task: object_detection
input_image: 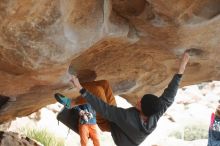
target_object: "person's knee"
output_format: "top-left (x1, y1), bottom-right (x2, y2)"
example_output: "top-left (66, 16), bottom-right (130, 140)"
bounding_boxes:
top-left (77, 69), bottom-right (97, 83)
top-left (102, 80), bottom-right (109, 85)
top-left (98, 80), bottom-right (110, 88)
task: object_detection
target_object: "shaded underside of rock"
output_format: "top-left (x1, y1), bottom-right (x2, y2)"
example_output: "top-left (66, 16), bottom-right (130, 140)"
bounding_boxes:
top-left (0, 0), bottom-right (220, 123)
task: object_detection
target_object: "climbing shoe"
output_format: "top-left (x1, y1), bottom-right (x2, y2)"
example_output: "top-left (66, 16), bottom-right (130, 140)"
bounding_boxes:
top-left (54, 93), bottom-right (71, 109)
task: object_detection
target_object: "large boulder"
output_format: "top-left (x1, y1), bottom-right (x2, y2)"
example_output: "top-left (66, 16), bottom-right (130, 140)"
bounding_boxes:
top-left (0, 131), bottom-right (42, 146)
top-left (0, 0), bottom-right (220, 123)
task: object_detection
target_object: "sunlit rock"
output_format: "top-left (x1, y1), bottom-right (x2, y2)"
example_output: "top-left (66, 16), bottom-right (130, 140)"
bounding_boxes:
top-left (0, 0), bottom-right (220, 123)
top-left (0, 131), bottom-right (42, 146)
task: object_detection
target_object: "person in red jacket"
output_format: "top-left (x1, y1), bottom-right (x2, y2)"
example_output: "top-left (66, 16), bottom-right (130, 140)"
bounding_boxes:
top-left (208, 101), bottom-right (220, 146)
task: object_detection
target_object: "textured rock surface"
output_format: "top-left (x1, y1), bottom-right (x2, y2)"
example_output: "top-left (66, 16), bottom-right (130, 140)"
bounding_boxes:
top-left (0, 0), bottom-right (220, 123)
top-left (0, 131), bottom-right (42, 146)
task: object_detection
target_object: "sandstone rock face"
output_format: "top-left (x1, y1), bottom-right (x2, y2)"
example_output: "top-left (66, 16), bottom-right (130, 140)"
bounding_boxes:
top-left (0, 0), bottom-right (220, 123)
top-left (0, 131), bottom-right (42, 146)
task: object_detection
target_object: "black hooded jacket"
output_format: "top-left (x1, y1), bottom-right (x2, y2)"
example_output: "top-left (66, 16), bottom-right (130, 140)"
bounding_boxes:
top-left (80, 74), bottom-right (182, 146)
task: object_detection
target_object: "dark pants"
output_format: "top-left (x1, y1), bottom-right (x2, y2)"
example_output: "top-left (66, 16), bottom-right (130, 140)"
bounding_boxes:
top-left (208, 115), bottom-right (220, 146)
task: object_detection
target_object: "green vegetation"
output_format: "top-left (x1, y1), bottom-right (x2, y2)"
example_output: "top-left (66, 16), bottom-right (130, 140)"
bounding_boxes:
top-left (169, 123), bottom-right (208, 141)
top-left (21, 128), bottom-right (65, 146)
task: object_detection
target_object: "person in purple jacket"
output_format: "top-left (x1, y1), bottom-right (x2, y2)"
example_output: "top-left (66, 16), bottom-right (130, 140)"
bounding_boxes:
top-left (69, 52), bottom-right (189, 146)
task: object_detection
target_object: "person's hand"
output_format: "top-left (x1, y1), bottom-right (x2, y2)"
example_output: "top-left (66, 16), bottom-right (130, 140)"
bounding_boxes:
top-left (79, 110), bottom-right (85, 116)
top-left (178, 51), bottom-right (190, 74)
top-left (86, 112), bottom-right (93, 119)
top-left (70, 75), bottom-right (83, 92)
top-left (83, 114), bottom-right (89, 122)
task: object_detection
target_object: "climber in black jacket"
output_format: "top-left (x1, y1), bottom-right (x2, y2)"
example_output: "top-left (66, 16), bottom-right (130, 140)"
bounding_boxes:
top-left (70, 52), bottom-right (190, 146)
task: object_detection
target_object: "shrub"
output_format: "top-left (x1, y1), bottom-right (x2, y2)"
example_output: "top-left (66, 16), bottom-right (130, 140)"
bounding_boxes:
top-left (169, 123), bottom-right (208, 141)
top-left (21, 128), bottom-right (64, 146)
top-left (183, 124), bottom-right (208, 141)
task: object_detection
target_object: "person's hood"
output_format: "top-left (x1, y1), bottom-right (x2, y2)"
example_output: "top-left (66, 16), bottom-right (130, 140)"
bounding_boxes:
top-left (141, 115), bottom-right (158, 134)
